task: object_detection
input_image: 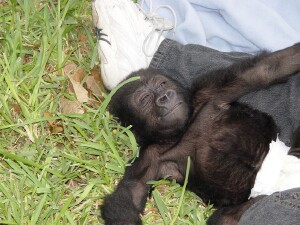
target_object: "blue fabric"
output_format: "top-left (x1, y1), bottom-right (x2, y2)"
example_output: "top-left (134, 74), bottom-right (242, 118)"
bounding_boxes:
top-left (138, 0), bottom-right (300, 54)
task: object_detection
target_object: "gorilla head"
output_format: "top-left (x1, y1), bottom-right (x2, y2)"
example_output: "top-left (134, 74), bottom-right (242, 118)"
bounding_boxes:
top-left (109, 69), bottom-right (191, 143)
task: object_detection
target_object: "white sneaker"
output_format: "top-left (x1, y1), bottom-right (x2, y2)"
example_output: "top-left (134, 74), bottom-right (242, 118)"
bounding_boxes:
top-left (92, 0), bottom-right (174, 90)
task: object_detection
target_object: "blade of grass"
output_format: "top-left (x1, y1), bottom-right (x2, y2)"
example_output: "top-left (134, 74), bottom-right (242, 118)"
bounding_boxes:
top-left (30, 193), bottom-right (48, 225)
top-left (101, 129), bottom-right (125, 170)
top-left (93, 76), bottom-right (140, 119)
top-left (54, 194), bottom-right (74, 224)
top-left (0, 149), bottom-right (63, 177)
top-left (170, 157), bottom-right (191, 224)
top-left (152, 189), bottom-right (169, 224)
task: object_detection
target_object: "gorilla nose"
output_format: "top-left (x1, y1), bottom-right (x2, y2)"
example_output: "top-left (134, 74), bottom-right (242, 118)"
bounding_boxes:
top-left (156, 90), bottom-right (176, 106)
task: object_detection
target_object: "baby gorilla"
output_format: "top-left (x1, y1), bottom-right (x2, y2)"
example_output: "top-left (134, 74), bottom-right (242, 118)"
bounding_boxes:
top-left (102, 44), bottom-right (300, 225)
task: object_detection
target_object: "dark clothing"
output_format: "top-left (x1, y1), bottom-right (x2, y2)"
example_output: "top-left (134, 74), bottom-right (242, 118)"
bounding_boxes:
top-left (238, 188), bottom-right (300, 225)
top-left (150, 39), bottom-right (300, 145)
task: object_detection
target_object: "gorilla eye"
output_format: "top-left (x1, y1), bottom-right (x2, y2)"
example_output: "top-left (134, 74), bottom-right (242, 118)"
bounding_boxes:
top-left (140, 94), bottom-right (151, 105)
top-left (158, 81), bottom-right (166, 89)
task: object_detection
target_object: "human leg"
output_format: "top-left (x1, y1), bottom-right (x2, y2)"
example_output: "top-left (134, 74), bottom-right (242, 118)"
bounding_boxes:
top-left (138, 0), bottom-right (300, 53)
top-left (149, 38), bottom-right (251, 89)
top-left (238, 188), bottom-right (300, 225)
top-left (207, 188), bottom-right (300, 225)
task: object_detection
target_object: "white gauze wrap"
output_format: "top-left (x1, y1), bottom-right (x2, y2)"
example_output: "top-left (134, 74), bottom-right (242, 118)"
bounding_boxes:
top-left (250, 137), bottom-right (300, 198)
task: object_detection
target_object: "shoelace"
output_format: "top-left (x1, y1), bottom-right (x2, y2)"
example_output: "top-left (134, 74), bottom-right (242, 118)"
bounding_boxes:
top-left (137, 0), bottom-right (177, 57)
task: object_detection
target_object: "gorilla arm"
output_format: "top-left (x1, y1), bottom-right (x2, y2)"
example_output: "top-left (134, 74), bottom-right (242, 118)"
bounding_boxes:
top-left (214, 43), bottom-right (300, 106)
top-left (101, 146), bottom-right (160, 225)
top-left (191, 44), bottom-right (300, 110)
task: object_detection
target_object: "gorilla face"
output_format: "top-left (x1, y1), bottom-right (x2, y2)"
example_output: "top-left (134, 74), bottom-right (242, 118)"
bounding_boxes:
top-left (109, 69), bottom-right (192, 142)
top-left (130, 74), bottom-right (190, 137)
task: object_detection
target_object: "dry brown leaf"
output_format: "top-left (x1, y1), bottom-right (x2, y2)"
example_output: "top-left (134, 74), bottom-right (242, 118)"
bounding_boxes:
top-left (87, 99), bottom-right (101, 108)
top-left (69, 80), bottom-right (89, 103)
top-left (12, 102), bottom-right (22, 115)
top-left (23, 54), bottom-right (33, 65)
top-left (50, 125), bottom-right (64, 134)
top-left (67, 68), bottom-right (88, 103)
top-left (44, 112), bottom-right (64, 134)
top-left (86, 76), bottom-right (103, 99)
top-left (44, 112), bottom-right (55, 126)
top-left (71, 68), bottom-right (85, 83)
top-left (79, 33), bottom-right (88, 42)
top-left (44, 112), bottom-right (52, 118)
top-left (91, 66), bottom-right (101, 82)
top-left (63, 63), bottom-right (77, 76)
top-left (60, 97), bottom-right (85, 114)
top-left (67, 179), bottom-right (80, 187)
top-left (91, 65), bottom-right (106, 91)
top-left (68, 81), bottom-right (75, 93)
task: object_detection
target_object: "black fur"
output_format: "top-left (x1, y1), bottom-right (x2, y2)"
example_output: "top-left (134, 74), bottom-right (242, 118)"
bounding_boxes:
top-left (102, 44), bottom-right (300, 224)
top-left (207, 127), bottom-right (300, 225)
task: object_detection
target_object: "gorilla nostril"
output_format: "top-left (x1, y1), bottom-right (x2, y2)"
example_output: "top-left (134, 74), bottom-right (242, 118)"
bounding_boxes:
top-left (157, 90), bottom-right (176, 105)
top-left (166, 89), bottom-right (176, 98)
top-left (156, 94), bottom-right (168, 105)
top-left (160, 95), bottom-right (168, 102)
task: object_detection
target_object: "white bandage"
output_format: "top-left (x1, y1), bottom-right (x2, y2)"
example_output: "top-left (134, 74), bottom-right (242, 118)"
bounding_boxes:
top-left (250, 137), bottom-right (300, 198)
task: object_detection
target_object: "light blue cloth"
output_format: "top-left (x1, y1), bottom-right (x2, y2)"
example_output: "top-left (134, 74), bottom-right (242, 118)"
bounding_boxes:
top-left (138, 0), bottom-right (300, 54)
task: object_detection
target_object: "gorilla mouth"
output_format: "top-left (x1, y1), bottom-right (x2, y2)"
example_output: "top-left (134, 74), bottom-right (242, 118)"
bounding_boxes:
top-left (163, 102), bottom-right (183, 117)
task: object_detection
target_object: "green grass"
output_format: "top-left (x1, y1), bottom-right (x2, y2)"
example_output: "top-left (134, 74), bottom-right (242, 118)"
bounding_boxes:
top-left (0, 0), bottom-right (213, 224)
